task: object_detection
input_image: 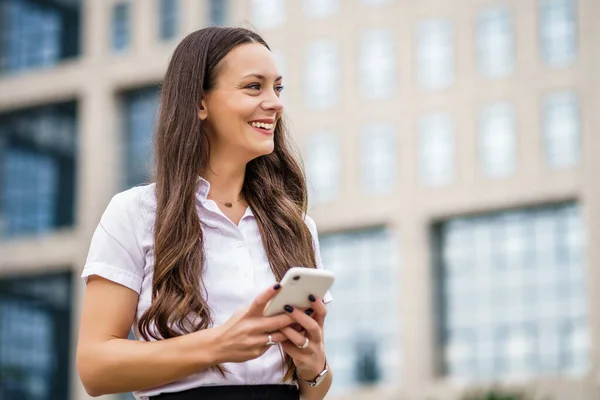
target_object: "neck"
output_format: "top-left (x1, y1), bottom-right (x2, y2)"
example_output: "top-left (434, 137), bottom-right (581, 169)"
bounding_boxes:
top-left (202, 153), bottom-right (246, 202)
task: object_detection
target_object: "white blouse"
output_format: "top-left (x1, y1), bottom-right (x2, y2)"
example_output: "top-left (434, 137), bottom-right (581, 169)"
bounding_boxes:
top-left (81, 178), bottom-right (332, 400)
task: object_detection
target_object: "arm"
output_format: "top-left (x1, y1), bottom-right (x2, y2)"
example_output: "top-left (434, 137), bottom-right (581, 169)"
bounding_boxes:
top-left (76, 276), bottom-right (221, 397)
top-left (77, 192), bottom-right (222, 396)
top-left (77, 277), bottom-right (294, 397)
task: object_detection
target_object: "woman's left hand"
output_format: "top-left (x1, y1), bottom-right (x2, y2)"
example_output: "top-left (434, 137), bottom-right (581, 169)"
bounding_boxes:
top-left (279, 295), bottom-right (328, 380)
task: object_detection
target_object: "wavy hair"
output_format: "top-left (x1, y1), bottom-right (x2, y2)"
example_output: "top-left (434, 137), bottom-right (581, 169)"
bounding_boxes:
top-left (137, 27), bottom-right (316, 382)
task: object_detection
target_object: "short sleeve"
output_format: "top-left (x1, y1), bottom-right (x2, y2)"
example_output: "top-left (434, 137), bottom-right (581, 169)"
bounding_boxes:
top-left (304, 215), bottom-right (333, 304)
top-left (81, 189), bottom-right (145, 294)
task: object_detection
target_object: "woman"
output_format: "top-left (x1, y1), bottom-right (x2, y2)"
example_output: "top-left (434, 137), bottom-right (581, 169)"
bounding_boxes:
top-left (76, 27), bottom-right (333, 400)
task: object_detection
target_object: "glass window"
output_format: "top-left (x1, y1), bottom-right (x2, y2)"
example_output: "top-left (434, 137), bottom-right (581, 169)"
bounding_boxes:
top-left (0, 102), bottom-right (77, 239)
top-left (306, 132), bottom-right (341, 204)
top-left (209, 0), bottom-right (228, 26)
top-left (361, 123), bottom-right (397, 194)
top-left (0, 272), bottom-right (72, 400)
top-left (250, 0), bottom-right (285, 30)
top-left (303, 0), bottom-right (339, 19)
top-left (417, 19), bottom-right (454, 91)
top-left (539, 0), bottom-right (577, 67)
top-left (158, 0), bottom-right (178, 40)
top-left (418, 113), bottom-right (455, 187)
top-left (0, 0), bottom-right (80, 74)
top-left (438, 203), bottom-right (589, 381)
top-left (112, 2), bottom-right (130, 52)
top-left (479, 102), bottom-right (517, 178)
top-left (477, 5), bottom-right (514, 78)
top-left (562, 320), bottom-right (588, 376)
top-left (305, 40), bottom-right (340, 109)
top-left (358, 29), bottom-right (396, 100)
top-left (543, 91), bottom-right (580, 168)
top-left (320, 228), bottom-right (400, 393)
top-left (122, 88), bottom-right (160, 188)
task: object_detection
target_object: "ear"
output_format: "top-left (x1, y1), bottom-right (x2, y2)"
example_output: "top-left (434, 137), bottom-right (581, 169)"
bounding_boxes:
top-left (198, 99), bottom-right (208, 121)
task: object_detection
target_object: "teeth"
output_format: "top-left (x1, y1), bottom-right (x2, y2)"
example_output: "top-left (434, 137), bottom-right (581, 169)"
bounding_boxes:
top-left (250, 122), bottom-right (274, 130)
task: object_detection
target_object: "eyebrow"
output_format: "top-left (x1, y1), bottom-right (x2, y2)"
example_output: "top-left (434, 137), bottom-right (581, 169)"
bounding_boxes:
top-left (242, 73), bottom-right (283, 81)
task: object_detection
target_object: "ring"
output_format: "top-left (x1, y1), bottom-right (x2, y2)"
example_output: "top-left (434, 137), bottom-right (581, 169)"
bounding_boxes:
top-left (266, 334), bottom-right (276, 346)
top-left (297, 337), bottom-right (309, 349)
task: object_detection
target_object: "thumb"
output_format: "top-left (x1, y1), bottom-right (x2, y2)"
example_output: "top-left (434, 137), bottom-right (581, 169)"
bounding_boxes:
top-left (246, 283), bottom-right (282, 317)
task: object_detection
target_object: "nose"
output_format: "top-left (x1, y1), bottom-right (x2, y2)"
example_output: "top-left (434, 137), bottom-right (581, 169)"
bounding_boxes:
top-left (261, 91), bottom-right (284, 113)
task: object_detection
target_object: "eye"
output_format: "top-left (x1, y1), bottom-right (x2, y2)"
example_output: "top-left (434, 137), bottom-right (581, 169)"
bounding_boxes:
top-left (246, 83), bottom-right (261, 90)
top-left (275, 85), bottom-right (285, 94)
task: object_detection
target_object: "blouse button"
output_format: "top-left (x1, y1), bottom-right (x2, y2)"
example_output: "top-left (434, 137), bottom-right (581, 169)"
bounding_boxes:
top-left (236, 241), bottom-right (244, 247)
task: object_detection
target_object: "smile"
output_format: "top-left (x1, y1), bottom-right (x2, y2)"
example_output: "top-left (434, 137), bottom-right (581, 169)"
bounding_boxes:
top-left (249, 121), bottom-right (275, 135)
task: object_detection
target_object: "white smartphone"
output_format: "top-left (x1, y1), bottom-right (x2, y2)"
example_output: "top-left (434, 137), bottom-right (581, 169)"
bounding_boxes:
top-left (263, 267), bottom-right (335, 317)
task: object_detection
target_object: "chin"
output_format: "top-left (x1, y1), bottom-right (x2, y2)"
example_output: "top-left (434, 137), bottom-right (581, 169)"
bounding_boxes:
top-left (258, 146), bottom-right (275, 157)
top-left (245, 144), bottom-right (274, 161)
top-left (256, 141), bottom-right (275, 155)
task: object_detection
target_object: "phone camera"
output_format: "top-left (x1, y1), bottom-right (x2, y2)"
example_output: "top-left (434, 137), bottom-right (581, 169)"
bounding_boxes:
top-left (293, 276), bottom-right (301, 281)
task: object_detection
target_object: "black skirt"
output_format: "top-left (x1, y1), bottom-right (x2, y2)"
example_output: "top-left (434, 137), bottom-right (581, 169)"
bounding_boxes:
top-left (150, 384), bottom-right (299, 400)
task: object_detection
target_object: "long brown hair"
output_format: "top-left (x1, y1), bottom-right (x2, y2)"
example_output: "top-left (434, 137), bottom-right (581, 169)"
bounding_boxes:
top-left (137, 27), bottom-right (316, 382)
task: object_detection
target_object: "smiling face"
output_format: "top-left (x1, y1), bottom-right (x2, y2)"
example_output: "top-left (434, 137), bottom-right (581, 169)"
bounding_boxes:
top-left (199, 42), bottom-right (284, 162)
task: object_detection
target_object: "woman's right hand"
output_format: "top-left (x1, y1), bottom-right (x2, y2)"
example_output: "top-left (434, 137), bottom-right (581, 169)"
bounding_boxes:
top-left (211, 284), bottom-right (294, 363)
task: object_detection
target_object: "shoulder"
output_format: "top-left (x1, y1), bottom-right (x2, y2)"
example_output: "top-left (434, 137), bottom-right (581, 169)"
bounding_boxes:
top-left (101, 184), bottom-right (156, 225)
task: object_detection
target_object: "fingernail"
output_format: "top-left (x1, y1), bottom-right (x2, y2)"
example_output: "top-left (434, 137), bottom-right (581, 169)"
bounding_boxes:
top-left (308, 294), bottom-right (316, 302)
top-left (305, 308), bottom-right (314, 316)
top-left (273, 283), bottom-right (281, 290)
top-left (284, 305), bottom-right (294, 313)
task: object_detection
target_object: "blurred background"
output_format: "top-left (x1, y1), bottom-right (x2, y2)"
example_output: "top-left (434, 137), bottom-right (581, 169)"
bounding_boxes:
top-left (0, 0), bottom-right (599, 399)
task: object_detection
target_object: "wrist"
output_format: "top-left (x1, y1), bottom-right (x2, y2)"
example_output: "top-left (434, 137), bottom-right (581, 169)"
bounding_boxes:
top-left (197, 326), bottom-right (225, 367)
top-left (297, 359), bottom-right (327, 381)
top-left (296, 359), bottom-right (329, 388)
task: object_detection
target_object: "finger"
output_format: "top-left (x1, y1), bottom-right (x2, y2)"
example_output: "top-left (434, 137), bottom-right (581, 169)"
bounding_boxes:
top-left (283, 305), bottom-right (322, 343)
top-left (280, 341), bottom-right (304, 360)
top-left (291, 322), bottom-right (305, 333)
top-left (260, 312), bottom-right (294, 333)
top-left (257, 331), bottom-right (287, 345)
top-left (280, 326), bottom-right (308, 348)
top-left (308, 294), bottom-right (327, 327)
top-left (246, 283), bottom-right (282, 317)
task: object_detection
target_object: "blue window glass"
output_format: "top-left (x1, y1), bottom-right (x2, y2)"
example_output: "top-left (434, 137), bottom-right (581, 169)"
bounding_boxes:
top-left (543, 90), bottom-right (580, 169)
top-left (0, 0), bottom-right (80, 74)
top-left (476, 5), bottom-right (514, 78)
top-left (0, 271), bottom-right (72, 400)
top-left (3, 148), bottom-right (59, 234)
top-left (419, 113), bottom-right (455, 187)
top-left (437, 203), bottom-right (588, 381)
top-left (112, 2), bottom-right (130, 52)
top-left (159, 0), bottom-right (178, 40)
top-left (478, 102), bottom-right (518, 178)
top-left (123, 88), bottom-right (160, 188)
top-left (306, 132), bottom-right (341, 204)
top-left (319, 228), bottom-right (400, 393)
top-left (539, 0), bottom-right (577, 67)
top-left (417, 18), bottom-right (454, 91)
top-left (0, 102), bottom-right (77, 239)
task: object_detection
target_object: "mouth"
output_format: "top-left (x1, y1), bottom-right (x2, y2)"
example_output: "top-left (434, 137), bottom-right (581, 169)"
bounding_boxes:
top-left (248, 120), bottom-right (275, 136)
